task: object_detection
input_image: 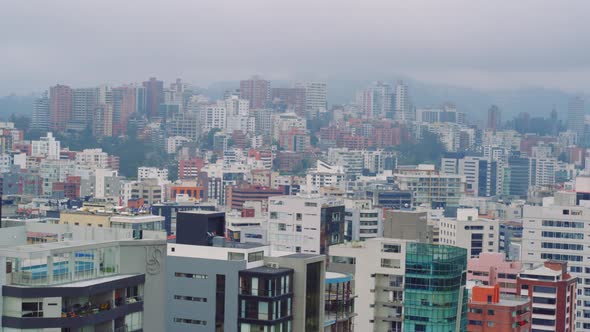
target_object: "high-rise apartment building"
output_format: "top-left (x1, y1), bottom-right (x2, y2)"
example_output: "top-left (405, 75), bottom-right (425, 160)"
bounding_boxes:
top-left (329, 238), bottom-right (468, 332)
top-left (267, 195), bottom-right (345, 255)
top-left (517, 261), bottom-right (577, 332)
top-left (467, 252), bottom-right (523, 295)
top-left (487, 105), bottom-right (501, 131)
top-left (142, 77), bottom-right (164, 118)
top-left (240, 75), bottom-right (270, 109)
top-left (111, 86), bottom-right (137, 136)
top-left (270, 87), bottom-right (306, 116)
top-left (167, 211), bottom-right (326, 332)
top-left (49, 84), bottom-right (73, 132)
top-left (521, 186), bottom-right (590, 330)
top-left (358, 82), bottom-right (392, 119)
top-left (394, 164), bottom-right (466, 209)
top-left (31, 92), bottom-right (50, 132)
top-left (296, 81), bottom-right (327, 119)
top-left (568, 96), bottom-right (585, 138)
top-left (72, 87), bottom-right (99, 128)
top-left (467, 284), bottom-right (531, 332)
top-left (394, 80), bottom-right (411, 121)
top-left (439, 208), bottom-right (499, 258)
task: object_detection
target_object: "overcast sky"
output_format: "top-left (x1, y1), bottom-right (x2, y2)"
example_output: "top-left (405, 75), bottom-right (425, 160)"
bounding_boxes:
top-left (1, 0), bottom-right (590, 95)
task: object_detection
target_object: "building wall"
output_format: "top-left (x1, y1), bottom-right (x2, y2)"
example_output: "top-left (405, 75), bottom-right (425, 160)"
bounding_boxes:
top-left (166, 255), bottom-right (246, 332)
top-left (119, 240), bottom-right (167, 332)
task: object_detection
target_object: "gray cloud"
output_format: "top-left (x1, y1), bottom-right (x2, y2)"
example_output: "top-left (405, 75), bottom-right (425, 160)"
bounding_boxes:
top-left (1, 0), bottom-right (590, 94)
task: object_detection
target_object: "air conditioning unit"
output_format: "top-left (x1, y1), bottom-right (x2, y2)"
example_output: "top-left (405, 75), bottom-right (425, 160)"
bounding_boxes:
top-left (266, 262), bottom-right (280, 269)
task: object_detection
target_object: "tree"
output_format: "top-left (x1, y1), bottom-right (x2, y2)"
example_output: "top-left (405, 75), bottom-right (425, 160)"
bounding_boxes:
top-left (397, 131), bottom-right (446, 166)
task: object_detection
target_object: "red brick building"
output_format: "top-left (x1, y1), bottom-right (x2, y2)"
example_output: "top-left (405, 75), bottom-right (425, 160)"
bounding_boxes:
top-left (226, 184), bottom-right (285, 211)
top-left (468, 284), bottom-right (531, 332)
top-left (516, 261), bottom-right (577, 332)
top-left (178, 158), bottom-right (205, 179)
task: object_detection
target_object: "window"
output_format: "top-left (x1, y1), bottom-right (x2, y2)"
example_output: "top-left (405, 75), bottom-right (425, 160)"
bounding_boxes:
top-left (487, 309), bottom-right (495, 315)
top-left (174, 317), bottom-right (207, 325)
top-left (228, 252), bottom-right (245, 261)
top-left (174, 295), bottom-right (207, 302)
top-left (296, 225), bottom-right (302, 232)
top-left (295, 246), bottom-right (301, 253)
top-left (533, 286), bottom-right (556, 294)
top-left (381, 258), bottom-right (401, 268)
top-left (296, 213), bottom-right (302, 221)
top-left (175, 272), bottom-right (207, 279)
top-left (270, 212), bottom-right (278, 219)
top-left (278, 223), bottom-right (286, 231)
top-left (305, 202), bottom-right (317, 207)
top-left (382, 244), bottom-right (401, 253)
top-left (248, 251), bottom-right (264, 262)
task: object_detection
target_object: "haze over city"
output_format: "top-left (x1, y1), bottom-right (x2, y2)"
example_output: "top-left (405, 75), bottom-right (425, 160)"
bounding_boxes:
top-left (2, 0), bottom-right (590, 96)
top-left (1, 2), bottom-right (590, 332)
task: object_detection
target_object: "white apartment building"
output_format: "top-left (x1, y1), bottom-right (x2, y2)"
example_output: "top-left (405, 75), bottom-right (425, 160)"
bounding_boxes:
top-left (75, 148), bottom-right (109, 168)
top-left (138, 167), bottom-right (169, 182)
top-left (31, 132), bottom-right (60, 159)
top-left (521, 189), bottom-right (590, 330)
top-left (329, 238), bottom-right (411, 332)
top-left (344, 199), bottom-right (383, 241)
top-left (305, 160), bottom-right (346, 192)
top-left (394, 164), bottom-right (466, 208)
top-left (271, 113), bottom-right (306, 141)
top-left (438, 208), bottom-right (499, 258)
top-left (296, 81), bottom-right (327, 118)
top-left (201, 104), bottom-right (227, 132)
top-left (267, 195), bottom-right (345, 255)
top-left (166, 136), bottom-right (190, 154)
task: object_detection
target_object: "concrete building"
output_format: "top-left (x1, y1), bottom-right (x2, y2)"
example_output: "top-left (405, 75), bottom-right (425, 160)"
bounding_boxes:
top-left (167, 211), bottom-right (326, 332)
top-left (137, 167), bottom-right (168, 183)
top-left (567, 96), bottom-right (585, 138)
top-left (268, 195), bottom-right (345, 255)
top-left (344, 199), bottom-right (383, 242)
top-left (49, 84), bottom-right (73, 132)
top-left (0, 226), bottom-right (167, 332)
top-left (467, 284), bottom-right (531, 332)
top-left (394, 164), bottom-right (465, 209)
top-left (31, 132), bottom-right (60, 159)
top-left (439, 208), bottom-right (499, 258)
top-left (467, 252), bottom-right (523, 295)
top-left (240, 76), bottom-right (270, 109)
top-left (329, 238), bottom-right (468, 332)
top-left (517, 261), bottom-right (577, 332)
top-left (295, 81), bottom-right (327, 119)
top-left (520, 187), bottom-right (590, 330)
top-left (382, 209), bottom-right (429, 243)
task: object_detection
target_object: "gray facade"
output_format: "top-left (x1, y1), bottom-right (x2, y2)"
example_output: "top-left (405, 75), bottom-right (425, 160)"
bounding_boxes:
top-left (265, 254), bottom-right (325, 332)
top-left (166, 256), bottom-right (246, 332)
top-left (383, 210), bottom-right (430, 243)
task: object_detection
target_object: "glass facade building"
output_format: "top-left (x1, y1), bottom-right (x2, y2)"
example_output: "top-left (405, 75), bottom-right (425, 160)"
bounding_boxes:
top-left (403, 243), bottom-right (468, 332)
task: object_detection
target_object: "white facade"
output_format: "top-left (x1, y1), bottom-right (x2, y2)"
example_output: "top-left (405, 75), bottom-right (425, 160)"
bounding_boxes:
top-left (267, 195), bottom-right (344, 254)
top-left (166, 136), bottom-right (190, 154)
top-left (438, 208), bottom-right (499, 258)
top-left (305, 160), bottom-right (345, 192)
top-left (201, 104), bottom-right (227, 132)
top-left (521, 194), bottom-right (590, 330)
top-left (394, 80), bottom-right (411, 121)
top-left (31, 132), bottom-right (60, 159)
top-left (330, 238), bottom-right (412, 332)
top-left (75, 148), bottom-right (109, 168)
top-left (296, 81), bottom-right (327, 118)
top-left (271, 113), bottom-right (306, 141)
top-left (138, 167), bottom-right (169, 182)
top-left (344, 199), bottom-right (383, 241)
